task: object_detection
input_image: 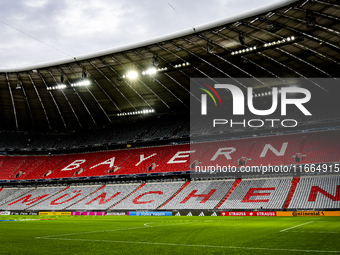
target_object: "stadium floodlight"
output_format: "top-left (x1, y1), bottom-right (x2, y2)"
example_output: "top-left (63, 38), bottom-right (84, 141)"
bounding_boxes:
top-left (230, 35), bottom-right (302, 57)
top-left (121, 62), bottom-right (192, 79)
top-left (117, 108), bottom-right (155, 116)
top-left (71, 79), bottom-right (91, 87)
top-left (47, 79), bottom-right (91, 90)
top-left (123, 71), bottom-right (138, 79)
top-left (174, 62), bottom-right (190, 68)
top-left (145, 67), bottom-right (157, 75)
top-left (47, 84), bottom-right (67, 90)
top-left (121, 62), bottom-right (193, 79)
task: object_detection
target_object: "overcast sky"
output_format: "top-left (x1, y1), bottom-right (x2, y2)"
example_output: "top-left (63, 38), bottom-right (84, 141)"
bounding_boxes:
top-left (0, 0), bottom-right (280, 67)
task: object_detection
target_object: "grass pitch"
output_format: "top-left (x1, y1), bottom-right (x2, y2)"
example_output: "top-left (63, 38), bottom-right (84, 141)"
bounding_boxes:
top-left (0, 215), bottom-right (340, 254)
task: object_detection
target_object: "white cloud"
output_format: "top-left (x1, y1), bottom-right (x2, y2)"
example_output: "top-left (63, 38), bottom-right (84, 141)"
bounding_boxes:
top-left (0, 0), bottom-right (279, 67)
top-left (25, 0), bottom-right (48, 8)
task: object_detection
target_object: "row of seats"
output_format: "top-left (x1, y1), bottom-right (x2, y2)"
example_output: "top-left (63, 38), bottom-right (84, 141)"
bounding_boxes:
top-left (162, 180), bottom-right (234, 210)
top-left (217, 178), bottom-right (292, 209)
top-left (0, 186), bottom-right (65, 210)
top-left (28, 186), bottom-right (101, 211)
top-left (0, 116), bottom-right (189, 150)
top-left (0, 130), bottom-right (339, 181)
top-left (1, 175), bottom-right (339, 210)
top-left (69, 184), bottom-right (140, 210)
top-left (289, 176), bottom-right (340, 209)
top-left (112, 182), bottom-right (184, 210)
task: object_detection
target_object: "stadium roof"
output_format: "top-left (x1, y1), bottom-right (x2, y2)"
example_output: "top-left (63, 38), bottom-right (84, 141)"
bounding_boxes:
top-left (0, 0), bottom-right (339, 132)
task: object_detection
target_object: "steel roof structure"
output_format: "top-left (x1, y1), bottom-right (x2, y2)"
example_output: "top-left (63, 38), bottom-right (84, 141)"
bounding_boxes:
top-left (0, 0), bottom-right (339, 132)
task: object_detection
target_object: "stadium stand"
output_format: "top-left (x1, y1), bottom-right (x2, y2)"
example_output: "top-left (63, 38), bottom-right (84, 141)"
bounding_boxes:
top-left (0, 175), bottom-right (340, 210)
top-left (68, 184), bottom-right (141, 210)
top-left (217, 177), bottom-right (293, 209)
top-left (112, 182), bottom-right (185, 210)
top-left (0, 0), bottom-right (339, 216)
top-left (283, 177), bottom-right (300, 208)
top-left (0, 186), bottom-right (65, 210)
top-left (29, 185), bottom-right (101, 211)
top-left (0, 187), bottom-right (35, 206)
top-left (161, 180), bottom-right (234, 210)
top-left (0, 130), bottom-right (339, 181)
top-left (288, 176), bottom-right (340, 209)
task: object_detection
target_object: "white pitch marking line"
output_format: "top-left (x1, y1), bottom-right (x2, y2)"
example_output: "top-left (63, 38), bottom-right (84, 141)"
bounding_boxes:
top-left (34, 237), bottom-right (340, 253)
top-left (36, 218), bottom-right (243, 239)
top-left (280, 221), bottom-right (314, 232)
top-left (290, 231), bottom-right (340, 234)
top-left (35, 226), bottom-right (148, 239)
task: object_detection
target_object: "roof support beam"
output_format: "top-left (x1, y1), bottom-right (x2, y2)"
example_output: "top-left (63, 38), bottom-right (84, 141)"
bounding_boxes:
top-left (27, 73), bottom-right (52, 130)
top-left (5, 73), bottom-right (18, 130)
top-left (47, 70), bottom-right (82, 129)
top-left (58, 67), bottom-right (97, 126)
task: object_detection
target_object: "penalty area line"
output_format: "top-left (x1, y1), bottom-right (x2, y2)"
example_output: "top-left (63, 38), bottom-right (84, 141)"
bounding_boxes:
top-left (35, 237), bottom-right (340, 253)
top-left (280, 221), bottom-right (314, 232)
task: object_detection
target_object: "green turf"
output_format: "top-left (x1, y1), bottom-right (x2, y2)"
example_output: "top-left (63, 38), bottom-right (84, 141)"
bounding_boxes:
top-left (0, 215), bottom-right (339, 254)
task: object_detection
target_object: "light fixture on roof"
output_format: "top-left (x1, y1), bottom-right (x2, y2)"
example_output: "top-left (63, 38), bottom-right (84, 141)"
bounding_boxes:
top-left (117, 109), bottom-right (155, 116)
top-left (121, 61), bottom-right (194, 79)
top-left (152, 55), bottom-right (159, 67)
top-left (254, 89), bottom-right (281, 98)
top-left (306, 10), bottom-right (316, 27)
top-left (123, 70), bottom-right (138, 79)
top-left (46, 84), bottom-right (67, 91)
top-left (142, 67), bottom-right (157, 75)
top-left (231, 46), bottom-right (256, 55)
top-left (46, 79), bottom-right (91, 90)
top-left (239, 32), bottom-right (246, 46)
top-left (264, 36), bottom-right (296, 47)
top-left (206, 41), bottom-right (214, 54)
top-left (16, 80), bottom-right (22, 90)
top-left (71, 79), bottom-right (91, 87)
top-left (174, 62), bottom-right (190, 68)
top-left (230, 35), bottom-right (302, 57)
top-left (82, 70), bottom-right (87, 80)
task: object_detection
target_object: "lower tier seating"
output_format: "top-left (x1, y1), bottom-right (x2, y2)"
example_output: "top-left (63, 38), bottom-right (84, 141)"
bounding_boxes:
top-left (69, 184), bottom-right (141, 210)
top-left (161, 180), bottom-right (234, 210)
top-left (111, 182), bottom-right (185, 210)
top-left (28, 185), bottom-right (101, 211)
top-left (218, 177), bottom-right (293, 209)
top-left (0, 175), bottom-right (339, 210)
top-left (288, 176), bottom-right (340, 209)
top-left (0, 186), bottom-right (65, 210)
